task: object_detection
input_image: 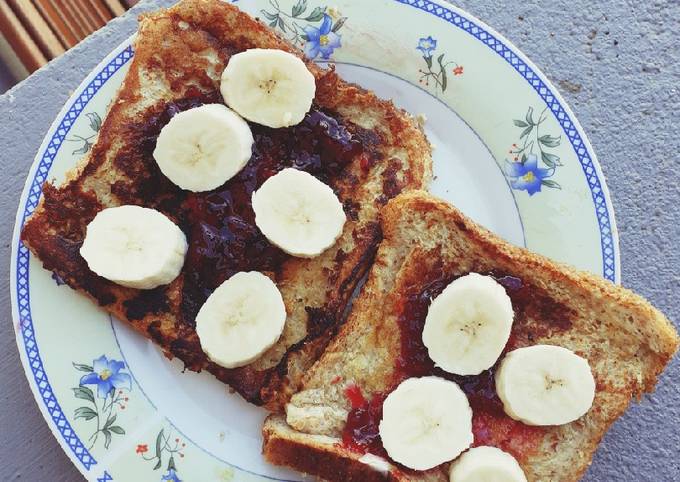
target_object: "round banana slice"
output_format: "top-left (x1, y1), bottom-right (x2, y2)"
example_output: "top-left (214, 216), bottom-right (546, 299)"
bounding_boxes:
top-left (195, 271), bottom-right (286, 369)
top-left (252, 168), bottom-right (346, 258)
top-left (80, 205), bottom-right (187, 290)
top-left (379, 376), bottom-right (473, 471)
top-left (220, 48), bottom-right (316, 128)
top-left (449, 446), bottom-right (528, 482)
top-left (422, 273), bottom-right (514, 376)
top-left (153, 104), bottom-right (254, 192)
top-left (495, 345), bottom-right (596, 426)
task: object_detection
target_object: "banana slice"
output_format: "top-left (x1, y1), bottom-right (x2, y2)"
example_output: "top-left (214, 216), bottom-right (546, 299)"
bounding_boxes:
top-left (252, 168), bottom-right (346, 258)
top-left (80, 205), bottom-right (187, 289)
top-left (220, 48), bottom-right (316, 128)
top-left (379, 376), bottom-right (473, 471)
top-left (153, 104), bottom-right (254, 192)
top-left (495, 345), bottom-right (596, 426)
top-left (422, 273), bottom-right (514, 376)
top-left (195, 271), bottom-right (286, 369)
top-left (449, 446), bottom-right (528, 482)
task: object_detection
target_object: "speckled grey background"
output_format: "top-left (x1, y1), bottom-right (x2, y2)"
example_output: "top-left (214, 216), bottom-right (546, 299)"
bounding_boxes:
top-left (1, 1), bottom-right (678, 480)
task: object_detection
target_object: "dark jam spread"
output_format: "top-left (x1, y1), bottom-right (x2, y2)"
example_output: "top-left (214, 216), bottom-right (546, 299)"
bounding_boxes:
top-left (129, 90), bottom-right (370, 324)
top-left (180, 105), bottom-right (366, 323)
top-left (342, 271), bottom-right (574, 463)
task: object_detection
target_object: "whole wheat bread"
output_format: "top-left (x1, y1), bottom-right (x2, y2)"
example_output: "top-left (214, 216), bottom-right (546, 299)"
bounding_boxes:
top-left (263, 191), bottom-right (679, 481)
top-left (20, 0), bottom-right (432, 410)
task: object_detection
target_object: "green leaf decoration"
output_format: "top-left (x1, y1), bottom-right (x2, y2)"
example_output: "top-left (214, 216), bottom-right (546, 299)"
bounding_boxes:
top-left (108, 426), bottom-right (125, 435)
top-left (154, 429), bottom-right (164, 467)
top-left (424, 55), bottom-right (433, 69)
top-left (103, 429), bottom-right (112, 449)
top-left (541, 179), bottom-right (562, 189)
top-left (331, 17), bottom-right (347, 32)
top-left (73, 362), bottom-right (94, 372)
top-left (277, 17), bottom-right (286, 32)
top-left (74, 406), bottom-right (97, 420)
top-left (520, 125), bottom-right (533, 139)
top-left (168, 455), bottom-right (177, 471)
top-left (72, 386), bottom-right (95, 403)
top-left (104, 414), bottom-right (117, 429)
top-left (436, 54), bottom-right (447, 91)
top-left (513, 119), bottom-right (528, 127)
top-left (541, 151), bottom-right (561, 167)
top-left (260, 10), bottom-right (278, 21)
top-left (525, 106), bottom-right (535, 125)
top-left (538, 134), bottom-right (560, 148)
top-left (86, 112), bottom-right (101, 132)
top-left (268, 18), bottom-right (278, 28)
top-left (72, 143), bottom-right (91, 156)
top-left (521, 152), bottom-right (527, 162)
top-left (305, 6), bottom-right (325, 22)
top-left (291, 0), bottom-right (306, 17)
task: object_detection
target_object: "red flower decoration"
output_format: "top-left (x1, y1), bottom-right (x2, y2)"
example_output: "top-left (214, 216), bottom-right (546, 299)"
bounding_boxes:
top-left (453, 66), bottom-right (464, 76)
top-left (136, 444), bottom-right (148, 454)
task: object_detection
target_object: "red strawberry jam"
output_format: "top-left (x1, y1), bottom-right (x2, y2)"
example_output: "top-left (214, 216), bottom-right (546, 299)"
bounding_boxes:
top-left (342, 270), bottom-right (574, 464)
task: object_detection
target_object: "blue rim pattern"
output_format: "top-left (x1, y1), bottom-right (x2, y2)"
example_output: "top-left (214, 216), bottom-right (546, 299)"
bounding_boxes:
top-left (13, 2), bottom-right (616, 480)
top-left (15, 46), bottom-right (133, 474)
top-left (97, 471), bottom-right (113, 482)
top-left (398, 0), bottom-right (616, 282)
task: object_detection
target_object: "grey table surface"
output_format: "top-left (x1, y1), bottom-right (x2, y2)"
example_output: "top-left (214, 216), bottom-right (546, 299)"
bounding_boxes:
top-left (1, 1), bottom-right (679, 481)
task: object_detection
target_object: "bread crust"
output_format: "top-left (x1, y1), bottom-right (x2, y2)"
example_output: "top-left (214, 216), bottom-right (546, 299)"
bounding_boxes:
top-left (20, 0), bottom-right (432, 410)
top-left (262, 191), bottom-right (679, 481)
top-left (263, 416), bottom-right (397, 482)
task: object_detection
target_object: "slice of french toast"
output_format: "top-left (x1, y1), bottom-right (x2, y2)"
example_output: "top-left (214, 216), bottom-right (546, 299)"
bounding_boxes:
top-left (262, 191), bottom-right (679, 481)
top-left (20, 0), bottom-right (431, 410)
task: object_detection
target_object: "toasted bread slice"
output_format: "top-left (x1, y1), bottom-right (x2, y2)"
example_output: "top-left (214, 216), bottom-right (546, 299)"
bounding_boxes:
top-left (20, 0), bottom-right (431, 410)
top-left (263, 191), bottom-right (679, 481)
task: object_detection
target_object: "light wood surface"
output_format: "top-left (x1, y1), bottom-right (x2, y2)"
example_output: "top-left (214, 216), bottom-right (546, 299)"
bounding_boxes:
top-left (0, 0), bottom-right (133, 79)
top-left (33, 0), bottom-right (79, 48)
top-left (8, 1), bottom-right (65, 57)
top-left (0, 2), bottom-right (47, 72)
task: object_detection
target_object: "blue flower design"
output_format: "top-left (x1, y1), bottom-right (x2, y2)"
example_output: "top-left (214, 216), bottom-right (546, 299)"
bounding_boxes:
top-left (80, 355), bottom-right (131, 399)
top-left (161, 469), bottom-right (181, 482)
top-left (303, 14), bottom-right (341, 59)
top-left (505, 154), bottom-right (552, 196)
top-left (416, 36), bottom-right (437, 57)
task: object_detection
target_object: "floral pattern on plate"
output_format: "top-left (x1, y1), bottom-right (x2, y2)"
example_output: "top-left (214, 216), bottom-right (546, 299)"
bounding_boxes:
top-left (416, 36), bottom-right (464, 93)
top-left (137, 427), bottom-right (187, 481)
top-left (72, 355), bottom-right (131, 449)
top-left (505, 106), bottom-right (563, 194)
top-left (67, 112), bottom-right (102, 155)
top-left (260, 0), bottom-right (347, 59)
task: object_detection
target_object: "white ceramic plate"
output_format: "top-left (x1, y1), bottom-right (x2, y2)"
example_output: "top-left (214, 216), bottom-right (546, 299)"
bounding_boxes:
top-left (10, 1), bottom-right (619, 480)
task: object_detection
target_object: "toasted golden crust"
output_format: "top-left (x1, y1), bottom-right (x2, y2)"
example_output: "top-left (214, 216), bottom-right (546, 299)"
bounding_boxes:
top-left (263, 416), bottom-right (397, 482)
top-left (263, 191), bottom-right (679, 481)
top-left (20, 0), bottom-right (432, 410)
